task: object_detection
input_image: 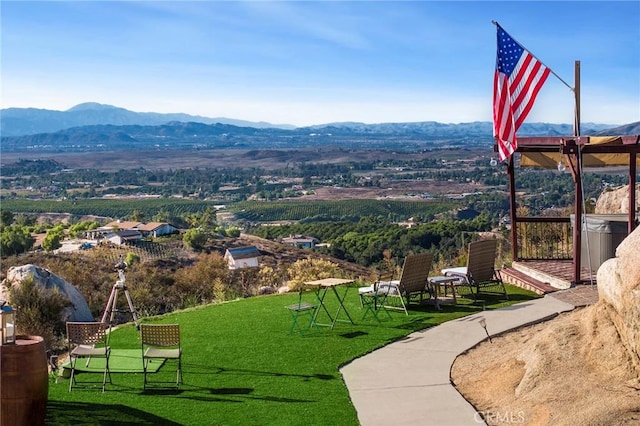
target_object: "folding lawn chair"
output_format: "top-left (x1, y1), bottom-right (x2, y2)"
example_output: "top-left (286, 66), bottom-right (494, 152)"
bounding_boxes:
top-left (141, 323), bottom-right (183, 389)
top-left (285, 286), bottom-right (318, 335)
top-left (66, 321), bottom-right (112, 392)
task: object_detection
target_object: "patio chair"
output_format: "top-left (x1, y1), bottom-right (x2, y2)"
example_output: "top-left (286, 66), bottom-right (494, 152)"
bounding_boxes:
top-left (359, 252), bottom-right (433, 316)
top-left (66, 321), bottom-right (112, 392)
top-left (442, 239), bottom-right (508, 301)
top-left (360, 280), bottom-right (394, 322)
top-left (285, 287), bottom-right (318, 335)
top-left (141, 323), bottom-right (183, 389)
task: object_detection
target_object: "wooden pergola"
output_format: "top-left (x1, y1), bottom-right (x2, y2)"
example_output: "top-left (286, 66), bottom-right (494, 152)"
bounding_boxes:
top-left (504, 134), bottom-right (639, 284)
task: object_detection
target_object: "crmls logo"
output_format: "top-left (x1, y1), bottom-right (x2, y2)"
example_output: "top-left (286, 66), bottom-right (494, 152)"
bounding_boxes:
top-left (475, 410), bottom-right (526, 424)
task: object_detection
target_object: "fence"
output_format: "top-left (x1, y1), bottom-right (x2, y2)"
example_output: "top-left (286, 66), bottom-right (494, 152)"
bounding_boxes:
top-left (515, 217), bottom-right (572, 261)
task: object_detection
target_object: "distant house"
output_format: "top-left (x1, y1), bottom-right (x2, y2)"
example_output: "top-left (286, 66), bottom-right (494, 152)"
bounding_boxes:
top-left (86, 221), bottom-right (176, 239)
top-left (86, 221), bottom-right (143, 240)
top-left (104, 221), bottom-right (143, 231)
top-left (224, 246), bottom-right (261, 270)
top-left (104, 230), bottom-right (143, 246)
top-left (281, 235), bottom-right (319, 249)
top-left (137, 222), bottom-right (178, 238)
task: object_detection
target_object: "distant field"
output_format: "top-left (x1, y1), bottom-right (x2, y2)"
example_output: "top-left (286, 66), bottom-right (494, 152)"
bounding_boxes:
top-left (1, 198), bottom-right (460, 223)
top-left (0, 198), bottom-right (213, 219)
top-left (0, 146), bottom-right (491, 172)
top-left (231, 199), bottom-right (458, 222)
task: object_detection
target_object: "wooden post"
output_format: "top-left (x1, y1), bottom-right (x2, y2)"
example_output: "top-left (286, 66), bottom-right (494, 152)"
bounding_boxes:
top-left (572, 152), bottom-right (583, 284)
top-left (572, 60), bottom-right (582, 284)
top-left (508, 156), bottom-right (518, 261)
top-left (630, 150), bottom-right (637, 234)
top-left (574, 61), bottom-right (581, 137)
top-left (563, 140), bottom-right (582, 284)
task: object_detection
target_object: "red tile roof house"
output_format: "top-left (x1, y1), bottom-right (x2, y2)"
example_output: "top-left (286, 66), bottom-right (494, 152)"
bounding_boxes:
top-left (105, 221), bottom-right (144, 230)
top-left (224, 246), bottom-right (261, 270)
top-left (86, 221), bottom-right (176, 240)
top-left (86, 221), bottom-right (144, 240)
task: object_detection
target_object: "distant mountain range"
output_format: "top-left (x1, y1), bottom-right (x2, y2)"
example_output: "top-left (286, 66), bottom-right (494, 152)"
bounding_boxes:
top-left (1, 102), bottom-right (638, 153)
top-left (0, 102), bottom-right (295, 136)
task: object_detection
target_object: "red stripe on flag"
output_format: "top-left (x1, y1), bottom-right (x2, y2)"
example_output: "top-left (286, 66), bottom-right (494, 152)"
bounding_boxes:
top-left (493, 29), bottom-right (550, 162)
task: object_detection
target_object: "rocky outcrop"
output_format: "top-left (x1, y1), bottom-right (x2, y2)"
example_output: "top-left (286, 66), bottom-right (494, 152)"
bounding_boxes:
top-left (597, 227), bottom-right (640, 374)
top-left (595, 184), bottom-right (640, 214)
top-left (0, 264), bottom-right (93, 322)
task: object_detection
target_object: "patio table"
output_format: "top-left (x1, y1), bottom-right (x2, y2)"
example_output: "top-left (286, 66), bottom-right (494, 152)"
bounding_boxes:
top-left (305, 278), bottom-right (355, 329)
top-left (428, 275), bottom-right (459, 310)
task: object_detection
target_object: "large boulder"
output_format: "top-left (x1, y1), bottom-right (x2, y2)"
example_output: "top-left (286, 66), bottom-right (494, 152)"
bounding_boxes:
top-left (597, 227), bottom-right (640, 374)
top-left (0, 264), bottom-right (93, 322)
top-left (595, 183), bottom-right (640, 214)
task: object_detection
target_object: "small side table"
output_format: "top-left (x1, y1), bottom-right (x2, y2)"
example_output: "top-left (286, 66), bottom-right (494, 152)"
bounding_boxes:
top-left (428, 276), bottom-right (459, 310)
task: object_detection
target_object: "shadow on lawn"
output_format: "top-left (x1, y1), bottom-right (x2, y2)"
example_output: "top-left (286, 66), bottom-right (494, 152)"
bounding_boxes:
top-left (162, 386), bottom-right (315, 404)
top-left (183, 362), bottom-right (336, 382)
top-left (46, 400), bottom-right (181, 426)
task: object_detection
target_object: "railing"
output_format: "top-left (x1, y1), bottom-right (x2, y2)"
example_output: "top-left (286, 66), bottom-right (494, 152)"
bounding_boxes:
top-left (515, 216), bottom-right (573, 261)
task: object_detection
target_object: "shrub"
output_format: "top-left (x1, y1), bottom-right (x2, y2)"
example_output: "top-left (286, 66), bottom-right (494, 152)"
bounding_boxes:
top-left (183, 228), bottom-right (208, 250)
top-left (286, 257), bottom-right (342, 291)
top-left (172, 252), bottom-right (230, 307)
top-left (8, 276), bottom-right (72, 351)
top-left (125, 252), bottom-right (141, 266)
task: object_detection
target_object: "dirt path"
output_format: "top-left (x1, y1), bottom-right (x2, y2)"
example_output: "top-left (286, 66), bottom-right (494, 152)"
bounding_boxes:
top-left (451, 302), bottom-right (640, 425)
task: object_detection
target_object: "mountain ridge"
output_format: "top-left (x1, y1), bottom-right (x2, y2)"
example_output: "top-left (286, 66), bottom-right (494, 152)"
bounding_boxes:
top-left (1, 103), bottom-right (637, 153)
top-left (1, 102), bottom-right (295, 136)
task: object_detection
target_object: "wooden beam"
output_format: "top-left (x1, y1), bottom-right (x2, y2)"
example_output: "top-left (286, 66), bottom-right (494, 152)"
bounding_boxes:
top-left (630, 151), bottom-right (637, 234)
top-left (566, 150), bottom-right (583, 285)
top-left (508, 157), bottom-right (518, 261)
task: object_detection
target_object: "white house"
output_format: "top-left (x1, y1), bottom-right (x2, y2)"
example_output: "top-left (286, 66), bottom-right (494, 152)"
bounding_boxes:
top-left (281, 235), bottom-right (319, 249)
top-left (224, 246), bottom-right (261, 270)
top-left (137, 222), bottom-right (178, 237)
top-left (85, 221), bottom-right (177, 239)
top-left (104, 230), bottom-right (143, 246)
top-left (86, 221), bottom-right (143, 240)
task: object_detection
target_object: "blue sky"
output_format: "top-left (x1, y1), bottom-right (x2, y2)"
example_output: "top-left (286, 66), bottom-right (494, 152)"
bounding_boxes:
top-left (2, 1), bottom-right (639, 127)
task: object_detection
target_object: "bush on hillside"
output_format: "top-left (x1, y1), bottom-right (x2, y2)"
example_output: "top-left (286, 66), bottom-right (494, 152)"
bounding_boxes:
top-left (8, 276), bottom-right (72, 351)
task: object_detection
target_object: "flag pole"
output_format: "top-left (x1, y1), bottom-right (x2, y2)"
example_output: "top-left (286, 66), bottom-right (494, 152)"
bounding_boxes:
top-left (574, 60), bottom-right (581, 137)
top-left (492, 21), bottom-right (574, 92)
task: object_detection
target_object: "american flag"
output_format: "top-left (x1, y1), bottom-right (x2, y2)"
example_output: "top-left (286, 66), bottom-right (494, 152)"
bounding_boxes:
top-left (493, 25), bottom-right (550, 161)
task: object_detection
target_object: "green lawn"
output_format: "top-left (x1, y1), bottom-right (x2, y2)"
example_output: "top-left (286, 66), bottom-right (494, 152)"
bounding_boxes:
top-left (46, 285), bottom-right (538, 425)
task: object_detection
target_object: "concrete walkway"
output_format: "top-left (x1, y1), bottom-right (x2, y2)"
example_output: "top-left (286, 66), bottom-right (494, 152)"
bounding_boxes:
top-left (340, 295), bottom-right (577, 426)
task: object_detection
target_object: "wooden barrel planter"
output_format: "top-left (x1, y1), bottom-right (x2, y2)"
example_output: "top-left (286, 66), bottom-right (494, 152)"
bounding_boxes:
top-left (0, 336), bottom-right (48, 426)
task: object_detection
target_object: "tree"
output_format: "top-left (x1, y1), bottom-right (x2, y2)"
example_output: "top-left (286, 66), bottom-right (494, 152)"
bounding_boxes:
top-left (42, 225), bottom-right (65, 252)
top-left (68, 220), bottom-right (100, 238)
top-left (0, 210), bottom-right (14, 228)
top-left (42, 232), bottom-right (62, 252)
top-left (183, 228), bottom-right (207, 250)
top-left (225, 226), bottom-right (241, 238)
top-left (131, 209), bottom-right (145, 222)
top-left (153, 208), bottom-right (171, 222)
top-left (0, 225), bottom-right (35, 256)
top-left (200, 206), bottom-right (217, 230)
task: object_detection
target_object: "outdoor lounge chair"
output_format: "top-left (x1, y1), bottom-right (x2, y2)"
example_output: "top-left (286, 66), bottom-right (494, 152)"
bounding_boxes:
top-left (359, 252), bottom-right (433, 316)
top-left (442, 239), bottom-right (508, 300)
top-left (141, 323), bottom-right (183, 389)
top-left (66, 321), bottom-right (112, 392)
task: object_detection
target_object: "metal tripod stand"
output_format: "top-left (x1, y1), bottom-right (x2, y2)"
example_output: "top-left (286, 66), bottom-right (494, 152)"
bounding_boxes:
top-left (100, 260), bottom-right (140, 329)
